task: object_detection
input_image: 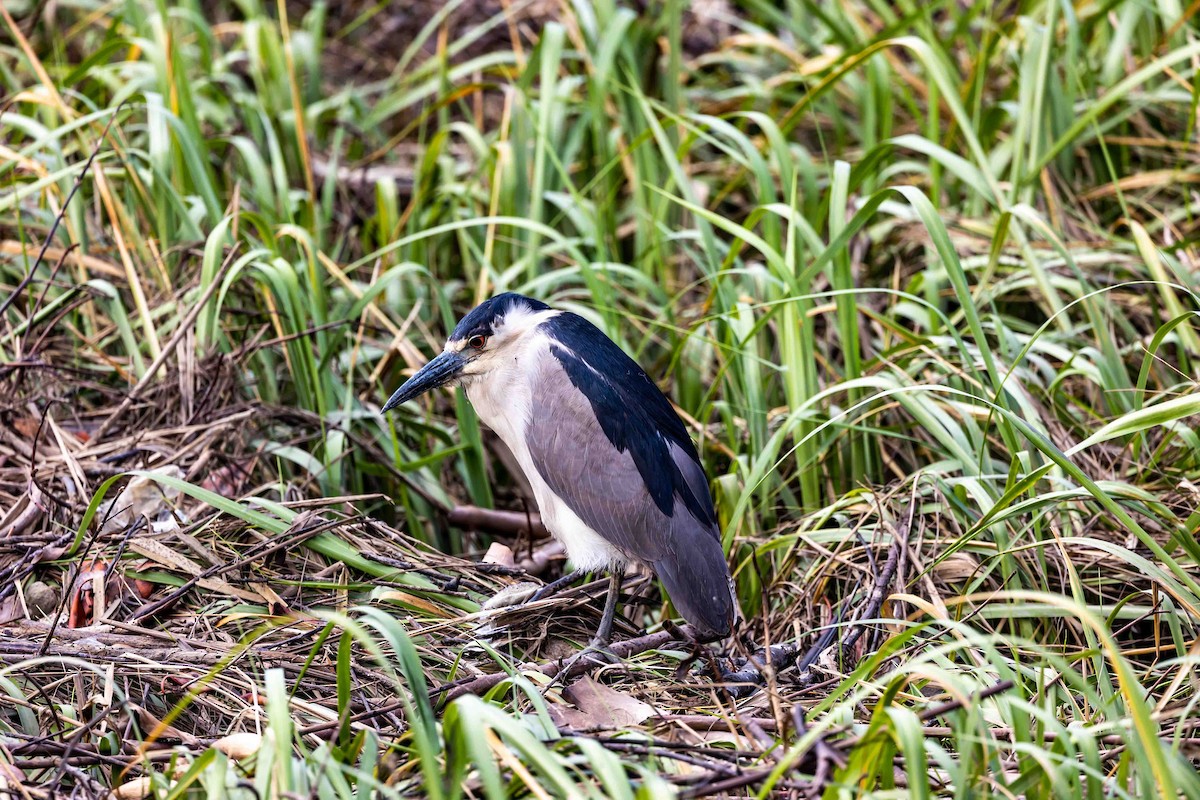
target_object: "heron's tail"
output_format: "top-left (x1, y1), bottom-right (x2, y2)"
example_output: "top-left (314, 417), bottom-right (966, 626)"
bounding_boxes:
top-left (653, 534), bottom-right (737, 640)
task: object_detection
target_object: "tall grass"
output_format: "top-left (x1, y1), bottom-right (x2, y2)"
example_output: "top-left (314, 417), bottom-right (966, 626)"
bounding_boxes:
top-left (2, 0), bottom-right (1200, 796)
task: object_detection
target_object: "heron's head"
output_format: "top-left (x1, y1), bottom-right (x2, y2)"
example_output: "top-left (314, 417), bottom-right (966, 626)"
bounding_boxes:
top-left (382, 293), bottom-right (552, 412)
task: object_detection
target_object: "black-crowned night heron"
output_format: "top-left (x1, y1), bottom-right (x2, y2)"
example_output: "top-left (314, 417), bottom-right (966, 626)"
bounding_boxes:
top-left (383, 293), bottom-right (736, 647)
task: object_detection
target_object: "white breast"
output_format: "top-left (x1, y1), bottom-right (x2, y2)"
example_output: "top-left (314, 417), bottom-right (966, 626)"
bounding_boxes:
top-left (464, 330), bottom-right (628, 572)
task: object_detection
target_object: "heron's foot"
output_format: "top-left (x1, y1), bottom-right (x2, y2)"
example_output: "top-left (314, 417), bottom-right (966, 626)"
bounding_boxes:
top-left (522, 569), bottom-right (586, 605)
top-left (523, 585), bottom-right (556, 605)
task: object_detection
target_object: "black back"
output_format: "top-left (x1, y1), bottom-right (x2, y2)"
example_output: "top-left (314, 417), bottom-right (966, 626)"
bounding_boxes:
top-left (544, 312), bottom-right (717, 527)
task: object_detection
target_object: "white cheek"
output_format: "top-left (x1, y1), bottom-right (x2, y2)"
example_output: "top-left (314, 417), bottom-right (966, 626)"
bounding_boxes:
top-left (459, 351), bottom-right (490, 373)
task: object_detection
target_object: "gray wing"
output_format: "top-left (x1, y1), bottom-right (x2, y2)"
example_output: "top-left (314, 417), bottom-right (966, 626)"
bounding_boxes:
top-left (525, 357), bottom-right (734, 637)
top-left (525, 362), bottom-right (673, 561)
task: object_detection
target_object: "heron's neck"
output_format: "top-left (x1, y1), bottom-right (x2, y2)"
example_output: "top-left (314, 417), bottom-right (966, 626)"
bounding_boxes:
top-left (463, 333), bottom-right (547, 451)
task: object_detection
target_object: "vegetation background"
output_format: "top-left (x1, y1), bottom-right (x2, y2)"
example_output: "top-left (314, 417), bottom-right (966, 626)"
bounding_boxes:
top-left (2, 0), bottom-right (1200, 796)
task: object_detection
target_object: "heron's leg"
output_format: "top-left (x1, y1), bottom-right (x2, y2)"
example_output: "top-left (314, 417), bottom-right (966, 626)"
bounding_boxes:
top-left (524, 569), bottom-right (586, 604)
top-left (544, 572), bottom-right (623, 691)
top-left (590, 570), bottom-right (624, 646)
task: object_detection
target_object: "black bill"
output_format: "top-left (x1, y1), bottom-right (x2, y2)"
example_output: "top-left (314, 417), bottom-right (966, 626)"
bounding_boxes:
top-left (381, 351), bottom-right (467, 412)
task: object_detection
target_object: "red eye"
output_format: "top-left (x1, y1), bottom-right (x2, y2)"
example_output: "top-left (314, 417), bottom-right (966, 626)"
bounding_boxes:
top-left (468, 335), bottom-right (487, 350)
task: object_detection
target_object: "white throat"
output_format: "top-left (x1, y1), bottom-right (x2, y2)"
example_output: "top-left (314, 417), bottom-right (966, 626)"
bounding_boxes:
top-left (461, 307), bottom-right (559, 439)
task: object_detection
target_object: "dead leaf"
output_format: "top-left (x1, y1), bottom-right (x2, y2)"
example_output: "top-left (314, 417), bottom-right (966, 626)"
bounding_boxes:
top-left (67, 560), bottom-right (163, 627)
top-left (0, 240), bottom-right (123, 278)
top-left (11, 417), bottom-right (39, 441)
top-left (0, 760), bottom-right (25, 789)
top-left (481, 582), bottom-right (538, 610)
top-left (933, 553), bottom-right (980, 582)
top-left (0, 595), bottom-right (22, 625)
top-left (99, 466), bottom-right (184, 534)
top-left (131, 703), bottom-right (199, 746)
top-left (125, 560), bottom-right (158, 600)
top-left (547, 676), bottom-right (657, 731)
top-left (213, 731), bottom-right (262, 760)
top-left (68, 560), bottom-right (111, 628)
top-left (372, 589), bottom-right (452, 617)
top-left (482, 542), bottom-right (515, 567)
top-left (129, 538), bottom-right (262, 603)
top-left (0, 479), bottom-right (46, 538)
top-left (249, 582), bottom-right (288, 615)
top-left (109, 777), bottom-right (155, 799)
top-left (200, 463), bottom-right (246, 497)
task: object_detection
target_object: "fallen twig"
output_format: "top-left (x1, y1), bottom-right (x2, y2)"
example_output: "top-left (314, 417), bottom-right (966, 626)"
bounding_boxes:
top-left (720, 507), bottom-right (912, 698)
top-left (680, 678), bottom-right (1015, 798)
top-left (794, 703), bottom-right (847, 799)
top-left (840, 516), bottom-right (909, 657)
top-left (718, 593), bottom-right (846, 698)
top-left (435, 625), bottom-right (693, 703)
top-left (127, 511), bottom-right (342, 622)
top-left (446, 504), bottom-right (547, 538)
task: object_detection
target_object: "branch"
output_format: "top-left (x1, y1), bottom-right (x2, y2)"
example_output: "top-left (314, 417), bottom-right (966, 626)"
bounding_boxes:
top-left (446, 505), bottom-right (547, 538)
top-left (719, 511), bottom-right (910, 698)
top-left (680, 679), bottom-right (1015, 798)
top-left (435, 625), bottom-right (691, 703)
